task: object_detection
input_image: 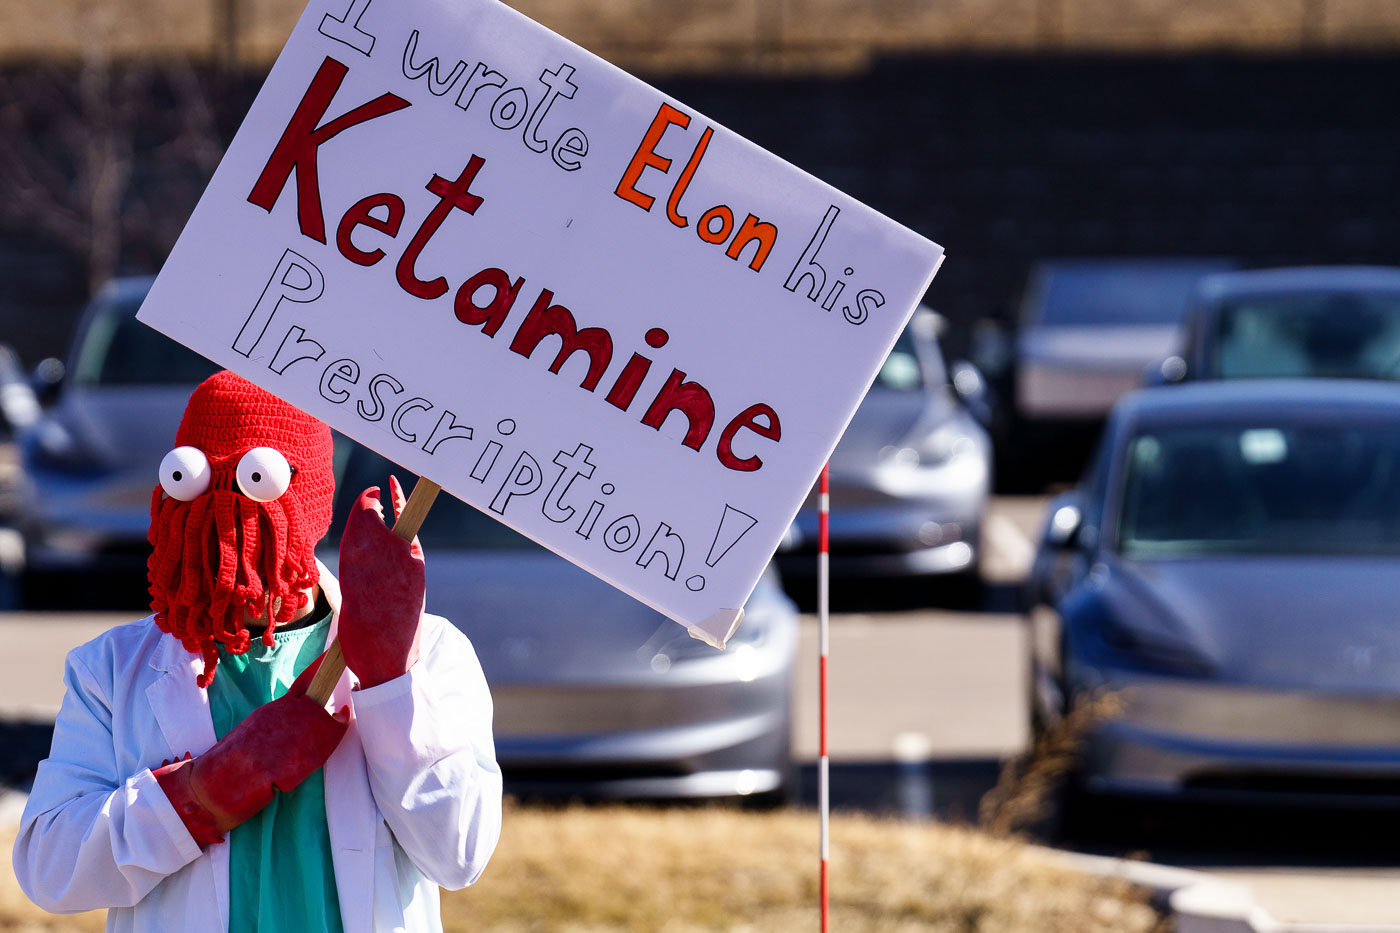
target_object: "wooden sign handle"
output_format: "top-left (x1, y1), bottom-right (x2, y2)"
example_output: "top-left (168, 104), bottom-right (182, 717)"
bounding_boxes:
top-left (307, 477), bottom-right (442, 705)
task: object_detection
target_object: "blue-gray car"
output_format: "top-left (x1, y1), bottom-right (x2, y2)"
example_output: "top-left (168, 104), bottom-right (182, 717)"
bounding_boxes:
top-left (15, 277), bottom-right (217, 603)
top-left (1152, 265), bottom-right (1400, 385)
top-left (1028, 380), bottom-right (1400, 806)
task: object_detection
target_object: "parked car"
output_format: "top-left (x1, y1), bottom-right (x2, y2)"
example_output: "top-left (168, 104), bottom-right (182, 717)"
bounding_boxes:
top-left (1028, 380), bottom-right (1400, 807)
top-left (983, 257), bottom-right (1234, 487)
top-left (15, 276), bottom-right (217, 605)
top-left (324, 442), bottom-right (800, 802)
top-left (775, 307), bottom-right (991, 601)
top-left (1149, 266), bottom-right (1400, 385)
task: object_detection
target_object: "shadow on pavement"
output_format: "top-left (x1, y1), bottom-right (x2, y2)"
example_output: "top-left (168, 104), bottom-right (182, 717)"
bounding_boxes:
top-left (0, 720), bottom-right (52, 789)
top-left (797, 758), bottom-right (1005, 824)
top-left (0, 716), bottom-right (1009, 826)
top-left (1047, 793), bottom-right (1400, 868)
top-left (783, 576), bottom-right (1022, 616)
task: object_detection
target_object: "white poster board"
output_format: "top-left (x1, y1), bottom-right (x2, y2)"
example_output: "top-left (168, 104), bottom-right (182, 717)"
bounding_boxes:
top-left (138, 0), bottom-right (944, 646)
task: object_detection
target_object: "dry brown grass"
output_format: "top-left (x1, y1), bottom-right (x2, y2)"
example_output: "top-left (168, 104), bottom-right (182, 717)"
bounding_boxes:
top-left (979, 691), bottom-right (1125, 839)
top-left (444, 802), bottom-right (1164, 932)
top-left (2, 802), bottom-right (1163, 932)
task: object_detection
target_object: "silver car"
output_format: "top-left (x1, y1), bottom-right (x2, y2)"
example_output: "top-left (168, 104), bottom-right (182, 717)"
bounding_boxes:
top-left (325, 442), bottom-right (799, 802)
top-left (777, 308), bottom-right (991, 597)
top-left (20, 275), bottom-right (800, 801)
top-left (15, 276), bottom-right (217, 603)
top-left (1029, 380), bottom-right (1400, 806)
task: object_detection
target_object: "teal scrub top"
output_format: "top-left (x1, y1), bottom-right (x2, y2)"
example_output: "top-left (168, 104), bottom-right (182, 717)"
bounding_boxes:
top-left (208, 603), bottom-right (344, 933)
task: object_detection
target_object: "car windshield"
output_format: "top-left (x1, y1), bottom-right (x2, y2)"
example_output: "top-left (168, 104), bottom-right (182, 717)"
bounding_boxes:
top-left (1034, 265), bottom-right (1212, 326)
top-left (1117, 422), bottom-right (1400, 558)
top-left (72, 295), bottom-right (220, 386)
top-left (1210, 291), bottom-right (1400, 380)
top-left (329, 443), bottom-right (539, 552)
top-left (871, 327), bottom-right (940, 391)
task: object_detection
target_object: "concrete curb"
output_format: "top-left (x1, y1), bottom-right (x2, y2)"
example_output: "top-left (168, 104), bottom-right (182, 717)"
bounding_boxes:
top-left (1044, 848), bottom-right (1400, 933)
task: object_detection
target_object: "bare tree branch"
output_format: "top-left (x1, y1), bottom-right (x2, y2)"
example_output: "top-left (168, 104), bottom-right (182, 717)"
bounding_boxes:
top-left (0, 0), bottom-right (225, 293)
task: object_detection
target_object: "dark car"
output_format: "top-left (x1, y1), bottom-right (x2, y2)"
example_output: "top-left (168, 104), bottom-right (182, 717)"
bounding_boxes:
top-left (15, 277), bottom-right (218, 604)
top-left (982, 257), bottom-right (1234, 487)
top-left (1151, 266), bottom-right (1400, 385)
top-left (776, 307), bottom-right (991, 602)
top-left (1027, 380), bottom-right (1400, 807)
top-left (322, 443), bottom-right (800, 802)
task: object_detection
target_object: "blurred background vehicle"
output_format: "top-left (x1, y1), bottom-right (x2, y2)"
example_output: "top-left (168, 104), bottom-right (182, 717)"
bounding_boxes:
top-left (776, 306), bottom-right (992, 606)
top-left (325, 442), bottom-right (800, 803)
top-left (1149, 266), bottom-right (1400, 385)
top-left (0, 343), bottom-right (38, 601)
top-left (1027, 380), bottom-right (1400, 810)
top-left (13, 275), bottom-right (217, 607)
top-left (977, 258), bottom-right (1235, 490)
top-left (0, 344), bottom-right (40, 440)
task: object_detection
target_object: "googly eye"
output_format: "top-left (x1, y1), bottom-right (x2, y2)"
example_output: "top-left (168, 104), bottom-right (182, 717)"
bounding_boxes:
top-left (236, 447), bottom-right (292, 502)
top-left (159, 447), bottom-right (211, 501)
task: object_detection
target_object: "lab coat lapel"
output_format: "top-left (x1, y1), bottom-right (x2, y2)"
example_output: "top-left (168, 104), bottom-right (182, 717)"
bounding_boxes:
top-left (145, 630), bottom-right (229, 933)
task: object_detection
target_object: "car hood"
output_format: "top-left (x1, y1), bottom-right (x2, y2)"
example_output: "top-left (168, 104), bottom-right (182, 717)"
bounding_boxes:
top-left (828, 389), bottom-right (968, 471)
top-left (58, 386), bottom-right (195, 470)
top-left (1020, 325), bottom-right (1180, 371)
top-left (1111, 555), bottom-right (1400, 690)
top-left (391, 549), bottom-right (789, 684)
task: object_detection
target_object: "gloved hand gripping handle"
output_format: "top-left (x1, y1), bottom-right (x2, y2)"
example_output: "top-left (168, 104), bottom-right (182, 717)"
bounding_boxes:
top-left (153, 655), bottom-right (350, 847)
top-left (306, 477), bottom-right (440, 705)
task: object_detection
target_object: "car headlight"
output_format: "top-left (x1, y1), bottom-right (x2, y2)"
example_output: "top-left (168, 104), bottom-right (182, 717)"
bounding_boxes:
top-left (882, 425), bottom-right (981, 470)
top-left (1066, 585), bottom-right (1214, 677)
top-left (1094, 614), bottom-right (1214, 676)
top-left (640, 599), bottom-right (782, 672)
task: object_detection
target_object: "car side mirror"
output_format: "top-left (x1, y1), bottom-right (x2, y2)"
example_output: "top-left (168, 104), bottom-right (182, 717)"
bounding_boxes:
top-left (950, 360), bottom-right (993, 428)
top-left (1046, 503), bottom-right (1082, 549)
top-left (30, 357), bottom-right (64, 406)
top-left (1142, 355), bottom-right (1187, 387)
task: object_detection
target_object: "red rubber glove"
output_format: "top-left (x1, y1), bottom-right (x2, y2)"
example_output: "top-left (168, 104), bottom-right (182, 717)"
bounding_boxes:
top-left (153, 654), bottom-right (349, 847)
top-left (337, 475), bottom-right (426, 689)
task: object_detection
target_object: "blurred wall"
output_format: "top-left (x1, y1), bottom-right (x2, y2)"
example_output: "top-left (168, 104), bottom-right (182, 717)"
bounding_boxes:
top-left (4, 0), bottom-right (1400, 68)
top-left (2, 1), bottom-right (1400, 365)
top-left (5, 53), bottom-right (1400, 365)
top-left (656, 55), bottom-right (1400, 354)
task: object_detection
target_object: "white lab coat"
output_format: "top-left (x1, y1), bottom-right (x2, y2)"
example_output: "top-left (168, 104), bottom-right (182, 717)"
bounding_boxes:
top-left (11, 567), bottom-right (502, 933)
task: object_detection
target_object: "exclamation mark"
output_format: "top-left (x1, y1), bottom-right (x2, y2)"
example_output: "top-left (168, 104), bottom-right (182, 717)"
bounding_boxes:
top-left (686, 504), bottom-right (758, 592)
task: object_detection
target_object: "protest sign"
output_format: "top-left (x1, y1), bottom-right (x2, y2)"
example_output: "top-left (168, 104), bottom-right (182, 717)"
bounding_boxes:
top-left (137, 0), bottom-right (944, 646)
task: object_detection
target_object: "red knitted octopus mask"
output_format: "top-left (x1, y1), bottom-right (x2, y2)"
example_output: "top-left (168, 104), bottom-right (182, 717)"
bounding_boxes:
top-left (147, 371), bottom-right (335, 687)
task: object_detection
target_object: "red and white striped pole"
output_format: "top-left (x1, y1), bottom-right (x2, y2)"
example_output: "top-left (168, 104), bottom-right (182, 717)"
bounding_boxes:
top-left (818, 462), bottom-right (830, 933)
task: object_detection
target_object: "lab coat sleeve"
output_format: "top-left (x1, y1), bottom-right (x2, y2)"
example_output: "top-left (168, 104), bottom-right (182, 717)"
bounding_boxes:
top-left (12, 648), bottom-right (202, 912)
top-left (350, 616), bottom-right (502, 890)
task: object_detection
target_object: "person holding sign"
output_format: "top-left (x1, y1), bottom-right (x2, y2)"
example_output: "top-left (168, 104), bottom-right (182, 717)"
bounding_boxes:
top-left (13, 371), bottom-right (501, 932)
